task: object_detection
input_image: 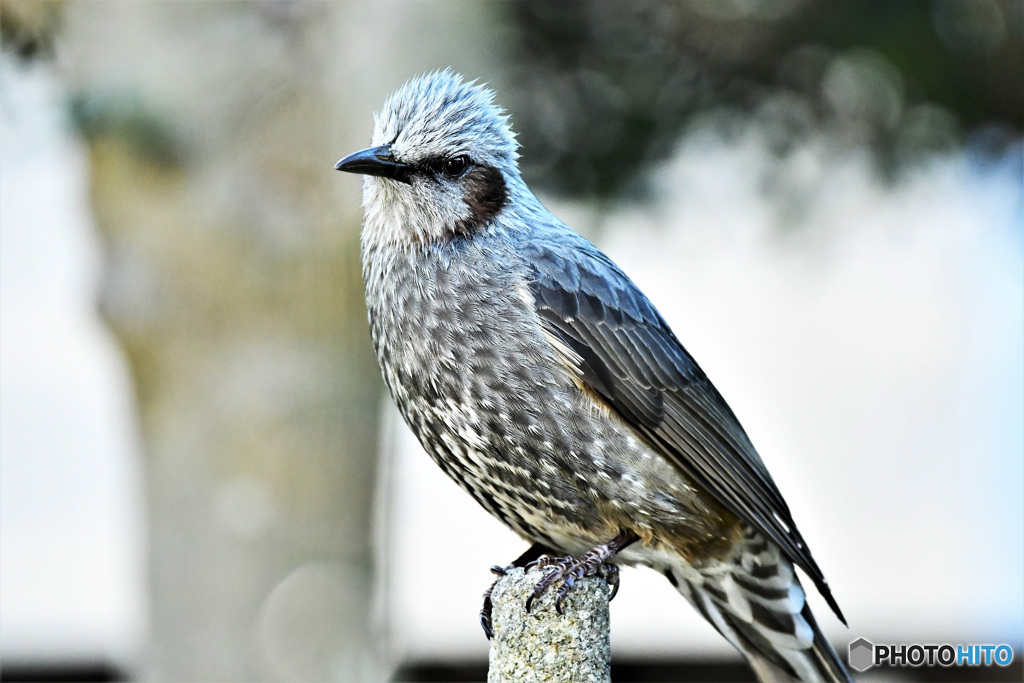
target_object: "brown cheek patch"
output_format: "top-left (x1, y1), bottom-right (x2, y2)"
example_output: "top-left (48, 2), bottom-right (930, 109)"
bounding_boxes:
top-left (453, 165), bottom-right (508, 236)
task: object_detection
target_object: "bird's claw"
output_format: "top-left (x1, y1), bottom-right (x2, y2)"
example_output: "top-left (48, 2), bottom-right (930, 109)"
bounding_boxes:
top-left (524, 551), bottom-right (619, 615)
top-left (480, 563), bottom-right (516, 639)
top-left (480, 539), bottom-right (627, 636)
top-left (479, 543), bottom-right (556, 639)
top-left (605, 562), bottom-right (621, 601)
top-left (480, 592), bottom-right (495, 639)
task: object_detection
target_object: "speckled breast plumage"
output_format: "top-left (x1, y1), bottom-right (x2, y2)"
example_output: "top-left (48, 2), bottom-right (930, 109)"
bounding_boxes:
top-left (362, 225), bottom-right (720, 560)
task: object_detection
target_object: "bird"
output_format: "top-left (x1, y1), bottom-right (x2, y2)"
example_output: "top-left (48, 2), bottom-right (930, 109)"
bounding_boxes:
top-left (336, 70), bottom-right (852, 682)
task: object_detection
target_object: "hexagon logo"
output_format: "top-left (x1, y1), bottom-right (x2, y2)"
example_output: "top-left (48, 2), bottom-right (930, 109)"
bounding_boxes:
top-left (849, 637), bottom-right (875, 672)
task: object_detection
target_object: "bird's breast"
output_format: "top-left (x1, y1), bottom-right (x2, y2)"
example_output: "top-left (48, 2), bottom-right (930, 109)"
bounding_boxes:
top-left (361, 238), bottom-right (726, 556)
top-left (363, 240), bottom-right (605, 541)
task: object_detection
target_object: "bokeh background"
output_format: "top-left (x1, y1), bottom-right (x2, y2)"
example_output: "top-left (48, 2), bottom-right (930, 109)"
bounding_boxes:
top-left (1, 1), bottom-right (1021, 681)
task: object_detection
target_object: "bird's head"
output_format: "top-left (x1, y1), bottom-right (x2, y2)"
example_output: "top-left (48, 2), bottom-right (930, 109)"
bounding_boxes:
top-left (337, 70), bottom-right (520, 247)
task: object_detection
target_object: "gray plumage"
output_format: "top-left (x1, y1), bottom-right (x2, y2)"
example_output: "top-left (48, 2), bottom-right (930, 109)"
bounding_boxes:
top-left (337, 71), bottom-right (851, 683)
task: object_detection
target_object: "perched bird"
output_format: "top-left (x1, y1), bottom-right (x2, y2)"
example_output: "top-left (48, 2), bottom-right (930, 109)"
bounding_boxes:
top-left (336, 71), bottom-right (851, 682)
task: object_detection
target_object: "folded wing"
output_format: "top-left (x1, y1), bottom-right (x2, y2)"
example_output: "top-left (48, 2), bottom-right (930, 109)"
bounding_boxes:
top-left (524, 233), bottom-right (845, 624)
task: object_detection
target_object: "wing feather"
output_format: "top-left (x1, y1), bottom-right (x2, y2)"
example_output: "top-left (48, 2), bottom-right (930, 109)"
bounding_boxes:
top-left (524, 235), bottom-right (845, 624)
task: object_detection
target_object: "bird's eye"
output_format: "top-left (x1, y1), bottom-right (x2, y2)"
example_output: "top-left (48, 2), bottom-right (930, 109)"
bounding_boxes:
top-left (442, 155), bottom-right (470, 179)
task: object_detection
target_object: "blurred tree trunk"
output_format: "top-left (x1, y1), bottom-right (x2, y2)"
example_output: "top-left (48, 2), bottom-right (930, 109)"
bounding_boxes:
top-left (47, 2), bottom-right (502, 680)
top-left (63, 3), bottom-right (379, 679)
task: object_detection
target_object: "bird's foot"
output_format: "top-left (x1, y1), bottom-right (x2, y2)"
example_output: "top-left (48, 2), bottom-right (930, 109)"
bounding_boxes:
top-left (524, 530), bottom-right (639, 615)
top-left (479, 565), bottom-right (509, 639)
top-left (525, 554), bottom-right (620, 615)
top-left (480, 543), bottom-right (553, 639)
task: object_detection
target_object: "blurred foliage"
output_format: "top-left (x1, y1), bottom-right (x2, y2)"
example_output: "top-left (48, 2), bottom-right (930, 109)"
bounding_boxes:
top-left (70, 89), bottom-right (185, 167)
top-left (503, 0), bottom-right (1023, 199)
top-left (0, 0), bottom-right (62, 60)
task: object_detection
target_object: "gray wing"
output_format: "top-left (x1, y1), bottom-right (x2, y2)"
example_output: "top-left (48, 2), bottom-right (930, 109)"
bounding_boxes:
top-left (523, 233), bottom-right (845, 624)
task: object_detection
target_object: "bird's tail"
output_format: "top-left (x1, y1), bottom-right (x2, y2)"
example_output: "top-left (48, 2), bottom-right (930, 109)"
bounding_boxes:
top-left (665, 529), bottom-right (852, 682)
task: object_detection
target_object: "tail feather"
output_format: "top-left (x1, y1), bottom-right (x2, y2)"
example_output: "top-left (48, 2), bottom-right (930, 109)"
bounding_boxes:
top-left (802, 601), bottom-right (851, 683)
top-left (666, 529), bottom-right (852, 683)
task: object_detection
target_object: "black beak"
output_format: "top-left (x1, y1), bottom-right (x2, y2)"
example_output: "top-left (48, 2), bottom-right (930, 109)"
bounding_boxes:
top-left (334, 145), bottom-right (413, 184)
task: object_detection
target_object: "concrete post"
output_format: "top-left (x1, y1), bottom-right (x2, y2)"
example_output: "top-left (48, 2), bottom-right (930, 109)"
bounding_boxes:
top-left (487, 566), bottom-right (611, 683)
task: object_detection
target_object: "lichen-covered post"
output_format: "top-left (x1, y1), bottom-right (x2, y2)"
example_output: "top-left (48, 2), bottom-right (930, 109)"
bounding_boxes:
top-left (487, 566), bottom-right (611, 683)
